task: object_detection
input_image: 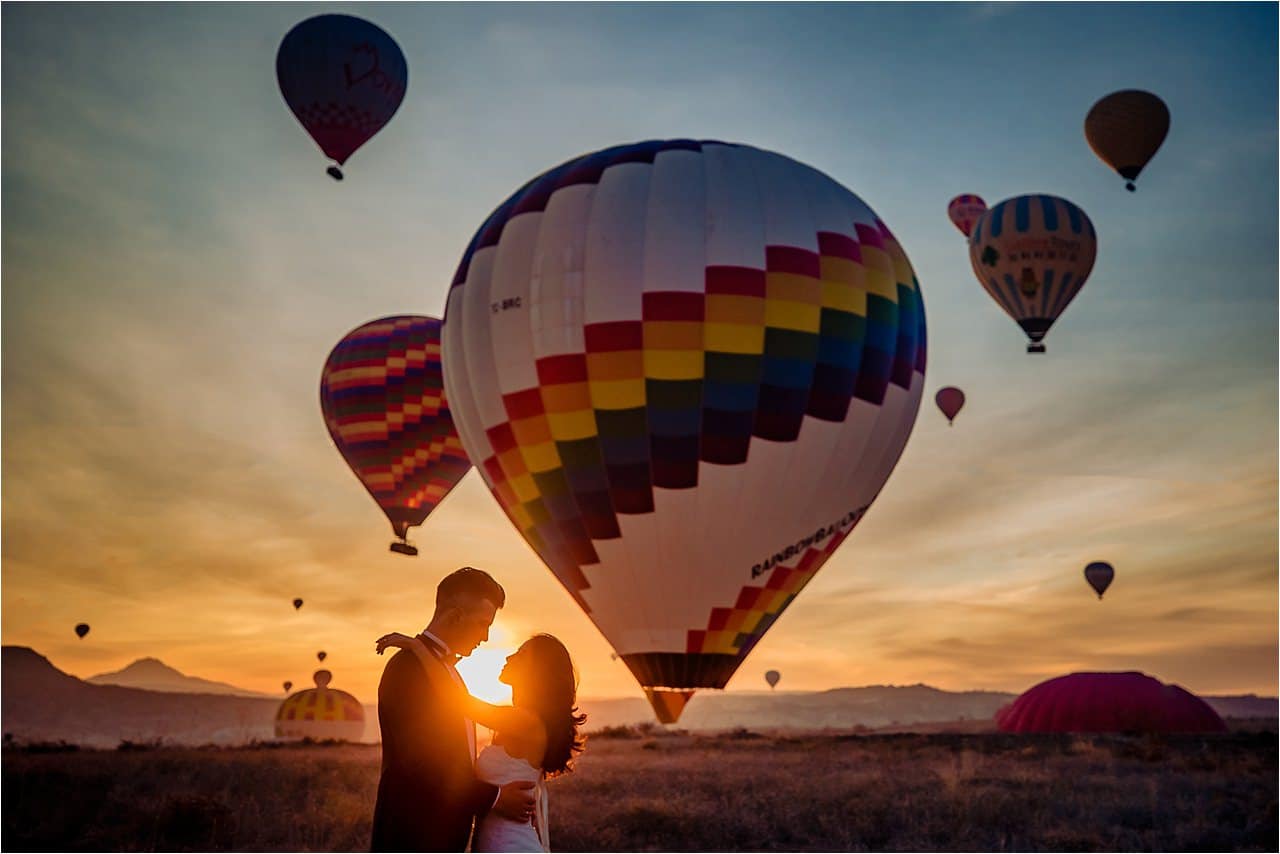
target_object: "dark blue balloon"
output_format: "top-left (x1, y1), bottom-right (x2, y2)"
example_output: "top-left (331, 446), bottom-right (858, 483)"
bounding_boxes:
top-left (277, 15), bottom-right (408, 171)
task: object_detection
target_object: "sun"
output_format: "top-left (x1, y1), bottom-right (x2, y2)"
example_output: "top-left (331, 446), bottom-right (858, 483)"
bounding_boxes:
top-left (455, 637), bottom-right (514, 706)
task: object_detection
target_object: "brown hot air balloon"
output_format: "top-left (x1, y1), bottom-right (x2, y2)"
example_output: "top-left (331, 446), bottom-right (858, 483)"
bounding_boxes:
top-left (935, 387), bottom-right (965, 425)
top-left (283, 680), bottom-right (293, 693)
top-left (765, 670), bottom-right (781, 690)
top-left (317, 651), bottom-right (327, 662)
top-left (1084, 90), bottom-right (1170, 192)
top-left (1084, 561), bottom-right (1115, 599)
top-left (293, 598), bottom-right (303, 610)
top-left (74, 623), bottom-right (90, 639)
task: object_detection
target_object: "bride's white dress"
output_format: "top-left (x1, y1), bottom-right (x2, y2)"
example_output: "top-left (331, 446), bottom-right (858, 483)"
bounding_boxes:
top-left (473, 744), bottom-right (549, 852)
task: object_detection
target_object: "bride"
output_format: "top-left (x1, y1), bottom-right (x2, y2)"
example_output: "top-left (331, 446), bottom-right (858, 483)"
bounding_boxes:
top-left (376, 631), bottom-right (587, 852)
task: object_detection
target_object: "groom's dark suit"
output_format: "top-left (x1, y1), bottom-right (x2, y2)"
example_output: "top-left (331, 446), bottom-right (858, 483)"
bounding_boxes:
top-left (371, 634), bottom-right (498, 852)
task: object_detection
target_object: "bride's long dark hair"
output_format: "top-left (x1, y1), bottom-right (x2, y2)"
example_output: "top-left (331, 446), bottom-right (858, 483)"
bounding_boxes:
top-left (518, 633), bottom-right (587, 777)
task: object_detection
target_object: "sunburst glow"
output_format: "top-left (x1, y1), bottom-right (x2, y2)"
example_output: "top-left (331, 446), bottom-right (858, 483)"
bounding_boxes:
top-left (455, 622), bottom-right (515, 705)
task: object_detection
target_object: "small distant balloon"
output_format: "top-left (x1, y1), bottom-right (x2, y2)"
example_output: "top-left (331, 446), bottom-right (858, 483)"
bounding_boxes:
top-left (1084, 90), bottom-right (1170, 192)
top-left (947, 194), bottom-right (987, 238)
top-left (1084, 562), bottom-right (1115, 599)
top-left (276, 14), bottom-right (408, 180)
top-left (283, 681), bottom-right (293, 693)
top-left (610, 653), bottom-right (619, 661)
top-left (935, 387), bottom-right (965, 425)
top-left (74, 623), bottom-right (90, 639)
top-left (317, 651), bottom-right (327, 662)
top-left (765, 670), bottom-right (781, 690)
top-left (293, 598), bottom-right (304, 610)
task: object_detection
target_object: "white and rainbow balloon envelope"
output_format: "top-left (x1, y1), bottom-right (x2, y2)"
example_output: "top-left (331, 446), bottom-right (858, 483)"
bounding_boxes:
top-left (442, 140), bottom-right (926, 722)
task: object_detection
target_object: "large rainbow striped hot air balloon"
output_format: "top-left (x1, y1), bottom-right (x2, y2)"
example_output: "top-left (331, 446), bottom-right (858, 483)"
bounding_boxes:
top-left (321, 316), bottom-right (471, 555)
top-left (968, 194), bottom-right (1097, 354)
top-left (442, 139), bottom-right (926, 723)
top-left (275, 670), bottom-right (366, 741)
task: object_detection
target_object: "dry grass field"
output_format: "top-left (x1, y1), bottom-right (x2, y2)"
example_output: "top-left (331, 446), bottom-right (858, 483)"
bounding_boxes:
top-left (3, 728), bottom-right (1275, 851)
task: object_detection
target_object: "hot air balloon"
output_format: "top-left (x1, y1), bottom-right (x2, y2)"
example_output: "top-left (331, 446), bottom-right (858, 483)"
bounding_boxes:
top-left (1084, 561), bottom-right (1115, 599)
top-left (969, 195), bottom-right (1096, 354)
top-left (1085, 90), bottom-right (1170, 192)
top-left (934, 387), bottom-right (965, 425)
top-left (283, 680), bottom-right (293, 693)
top-left (293, 598), bottom-right (304, 610)
top-left (276, 14), bottom-right (408, 180)
top-left (946, 194), bottom-right (987, 238)
top-left (321, 316), bottom-right (472, 556)
top-left (609, 653), bottom-right (619, 661)
top-left (74, 623), bottom-right (90, 639)
top-left (442, 140), bottom-right (927, 724)
top-left (997, 672), bottom-right (1225, 733)
top-left (765, 670), bottom-right (781, 690)
top-left (317, 651), bottom-right (327, 662)
top-left (275, 670), bottom-right (365, 741)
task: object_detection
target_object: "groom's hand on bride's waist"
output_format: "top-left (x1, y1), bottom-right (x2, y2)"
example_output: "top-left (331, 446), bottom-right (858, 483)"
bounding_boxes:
top-left (493, 781), bottom-right (536, 823)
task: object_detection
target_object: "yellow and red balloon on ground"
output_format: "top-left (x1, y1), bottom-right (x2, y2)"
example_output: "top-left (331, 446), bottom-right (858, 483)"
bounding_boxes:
top-left (442, 139), bottom-right (926, 723)
top-left (968, 194), bottom-right (1097, 354)
top-left (1084, 90), bottom-right (1170, 192)
top-left (321, 316), bottom-right (472, 556)
top-left (275, 670), bottom-right (365, 741)
top-left (276, 14), bottom-right (408, 180)
top-left (946, 194), bottom-right (987, 238)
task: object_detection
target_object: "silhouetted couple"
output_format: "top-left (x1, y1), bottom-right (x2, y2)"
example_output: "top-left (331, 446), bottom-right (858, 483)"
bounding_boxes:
top-left (371, 567), bottom-right (587, 852)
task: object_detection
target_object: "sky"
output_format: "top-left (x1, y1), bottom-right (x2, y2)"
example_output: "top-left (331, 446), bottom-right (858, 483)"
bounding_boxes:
top-left (3, 2), bottom-right (1276, 708)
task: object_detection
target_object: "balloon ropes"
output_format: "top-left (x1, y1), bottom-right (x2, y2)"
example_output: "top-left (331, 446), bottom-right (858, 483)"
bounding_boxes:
top-left (321, 316), bottom-right (472, 556)
top-left (442, 140), bottom-right (926, 723)
top-left (276, 14), bottom-right (408, 180)
top-left (968, 195), bottom-right (1096, 353)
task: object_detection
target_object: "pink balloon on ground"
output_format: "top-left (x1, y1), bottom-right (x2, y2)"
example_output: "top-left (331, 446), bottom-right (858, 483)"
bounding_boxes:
top-left (996, 672), bottom-right (1226, 734)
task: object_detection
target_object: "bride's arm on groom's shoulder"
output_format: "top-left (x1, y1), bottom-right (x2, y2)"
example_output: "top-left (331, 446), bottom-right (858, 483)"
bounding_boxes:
top-left (462, 697), bottom-right (545, 743)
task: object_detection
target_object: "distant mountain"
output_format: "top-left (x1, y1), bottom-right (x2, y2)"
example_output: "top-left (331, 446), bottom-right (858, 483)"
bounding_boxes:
top-left (578, 684), bottom-right (1020, 732)
top-left (88, 657), bottom-right (269, 697)
top-left (1202, 694), bottom-right (1279, 720)
top-left (1, 647), bottom-right (375, 747)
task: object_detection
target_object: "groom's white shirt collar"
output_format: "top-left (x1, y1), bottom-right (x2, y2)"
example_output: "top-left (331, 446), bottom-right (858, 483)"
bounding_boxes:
top-left (420, 628), bottom-right (453, 660)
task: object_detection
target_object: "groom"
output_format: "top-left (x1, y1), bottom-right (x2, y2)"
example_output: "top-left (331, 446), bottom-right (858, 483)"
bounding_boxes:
top-left (371, 566), bottom-right (535, 851)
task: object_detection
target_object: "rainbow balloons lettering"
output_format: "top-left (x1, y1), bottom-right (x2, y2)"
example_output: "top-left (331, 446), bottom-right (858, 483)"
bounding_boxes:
top-left (276, 14), bottom-right (408, 180)
top-left (321, 316), bottom-right (471, 556)
top-left (442, 139), bottom-right (926, 723)
top-left (969, 194), bottom-right (1096, 354)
